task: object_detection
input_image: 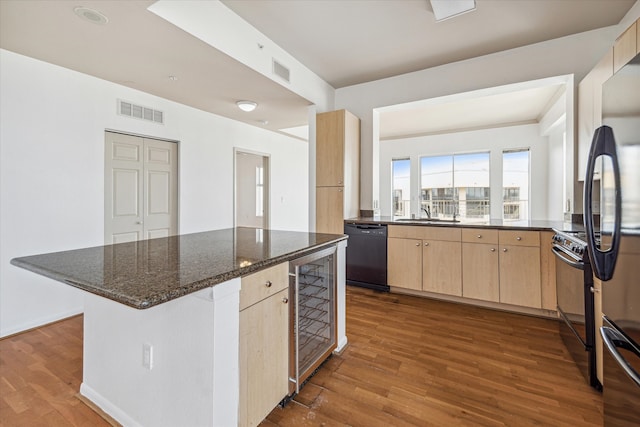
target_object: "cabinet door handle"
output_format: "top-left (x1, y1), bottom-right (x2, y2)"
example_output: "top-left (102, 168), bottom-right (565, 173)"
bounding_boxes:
top-left (424, 242), bottom-right (429, 246)
top-left (282, 297), bottom-right (289, 304)
top-left (338, 180), bottom-right (343, 185)
top-left (338, 189), bottom-right (343, 193)
top-left (516, 236), bottom-right (522, 241)
top-left (477, 235), bottom-right (482, 239)
top-left (490, 248), bottom-right (496, 252)
top-left (503, 248), bottom-right (508, 252)
top-left (415, 242), bottom-right (420, 247)
top-left (265, 280), bottom-right (272, 288)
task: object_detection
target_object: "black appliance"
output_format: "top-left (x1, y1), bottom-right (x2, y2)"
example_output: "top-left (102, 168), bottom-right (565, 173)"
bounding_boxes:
top-left (584, 53), bottom-right (640, 425)
top-left (552, 229), bottom-right (601, 390)
top-left (344, 223), bottom-right (389, 291)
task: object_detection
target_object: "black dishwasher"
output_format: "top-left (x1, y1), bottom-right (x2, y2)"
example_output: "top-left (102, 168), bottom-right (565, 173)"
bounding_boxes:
top-left (344, 223), bottom-right (389, 291)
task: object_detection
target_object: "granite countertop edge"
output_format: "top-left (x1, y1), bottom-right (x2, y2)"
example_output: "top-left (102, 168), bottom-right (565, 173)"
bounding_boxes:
top-left (11, 235), bottom-right (347, 311)
top-left (345, 217), bottom-right (584, 232)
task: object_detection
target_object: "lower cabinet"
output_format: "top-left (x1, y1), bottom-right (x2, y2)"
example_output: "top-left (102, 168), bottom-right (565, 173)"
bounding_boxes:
top-left (387, 237), bottom-right (422, 291)
top-left (387, 226), bottom-right (462, 296)
top-left (423, 240), bottom-right (462, 296)
top-left (498, 231), bottom-right (542, 309)
top-left (462, 242), bottom-right (499, 302)
top-left (388, 226), bottom-right (546, 311)
top-left (239, 264), bottom-right (289, 427)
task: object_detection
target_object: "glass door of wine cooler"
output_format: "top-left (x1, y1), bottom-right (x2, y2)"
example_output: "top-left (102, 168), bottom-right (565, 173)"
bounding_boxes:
top-left (289, 245), bottom-right (337, 394)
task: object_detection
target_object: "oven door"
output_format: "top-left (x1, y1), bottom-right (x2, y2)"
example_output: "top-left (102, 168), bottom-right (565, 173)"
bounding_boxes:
top-left (553, 245), bottom-right (600, 389)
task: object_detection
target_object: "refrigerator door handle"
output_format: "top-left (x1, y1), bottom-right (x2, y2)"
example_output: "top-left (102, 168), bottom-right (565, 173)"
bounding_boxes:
top-left (584, 125), bottom-right (622, 281)
top-left (601, 326), bottom-right (640, 387)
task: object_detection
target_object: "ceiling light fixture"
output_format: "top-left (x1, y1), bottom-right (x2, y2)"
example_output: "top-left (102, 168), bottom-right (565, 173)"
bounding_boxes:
top-left (73, 7), bottom-right (109, 25)
top-left (429, 0), bottom-right (476, 22)
top-left (236, 100), bottom-right (257, 112)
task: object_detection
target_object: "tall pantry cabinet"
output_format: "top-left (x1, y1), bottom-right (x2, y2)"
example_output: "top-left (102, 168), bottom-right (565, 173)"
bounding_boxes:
top-left (316, 110), bottom-right (360, 234)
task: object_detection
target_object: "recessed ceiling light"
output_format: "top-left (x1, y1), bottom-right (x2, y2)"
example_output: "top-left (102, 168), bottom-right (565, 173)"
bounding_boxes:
top-left (430, 0), bottom-right (475, 22)
top-left (73, 7), bottom-right (109, 25)
top-left (236, 100), bottom-right (258, 112)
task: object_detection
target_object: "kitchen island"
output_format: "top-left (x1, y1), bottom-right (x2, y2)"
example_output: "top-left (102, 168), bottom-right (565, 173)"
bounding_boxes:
top-left (11, 227), bottom-right (348, 427)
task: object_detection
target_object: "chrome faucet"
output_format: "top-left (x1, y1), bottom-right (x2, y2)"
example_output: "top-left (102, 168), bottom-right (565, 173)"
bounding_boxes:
top-left (422, 206), bottom-right (431, 218)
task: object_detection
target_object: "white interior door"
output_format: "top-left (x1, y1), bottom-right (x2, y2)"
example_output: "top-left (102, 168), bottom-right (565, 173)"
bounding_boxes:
top-left (235, 150), bottom-right (269, 229)
top-left (105, 131), bottom-right (178, 244)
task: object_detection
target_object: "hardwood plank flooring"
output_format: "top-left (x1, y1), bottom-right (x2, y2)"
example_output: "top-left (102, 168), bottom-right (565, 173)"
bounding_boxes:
top-left (0, 287), bottom-right (602, 426)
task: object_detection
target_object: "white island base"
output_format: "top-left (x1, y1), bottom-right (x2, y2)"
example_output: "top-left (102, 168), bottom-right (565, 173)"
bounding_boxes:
top-left (79, 241), bottom-right (347, 427)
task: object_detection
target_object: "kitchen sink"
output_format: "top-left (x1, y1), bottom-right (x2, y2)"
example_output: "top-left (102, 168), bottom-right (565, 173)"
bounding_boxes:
top-left (395, 218), bottom-right (460, 223)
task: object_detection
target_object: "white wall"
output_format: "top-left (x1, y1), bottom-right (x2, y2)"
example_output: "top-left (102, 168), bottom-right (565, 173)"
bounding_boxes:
top-left (0, 49), bottom-right (309, 337)
top-left (379, 124), bottom-right (551, 220)
top-left (336, 26), bottom-right (622, 213)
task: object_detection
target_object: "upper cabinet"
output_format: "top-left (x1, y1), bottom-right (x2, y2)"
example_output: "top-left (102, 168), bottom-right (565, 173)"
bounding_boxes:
top-left (315, 110), bottom-right (360, 234)
top-left (316, 110), bottom-right (360, 187)
top-left (613, 21), bottom-right (637, 73)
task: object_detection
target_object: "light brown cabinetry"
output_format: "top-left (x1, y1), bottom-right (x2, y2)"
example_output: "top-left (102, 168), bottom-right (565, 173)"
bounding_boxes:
top-left (238, 263), bottom-right (289, 427)
top-left (387, 237), bottom-right (422, 291)
top-left (462, 229), bottom-right (499, 302)
top-left (498, 230), bottom-right (542, 308)
top-left (387, 226), bottom-right (462, 296)
top-left (315, 110), bottom-right (360, 234)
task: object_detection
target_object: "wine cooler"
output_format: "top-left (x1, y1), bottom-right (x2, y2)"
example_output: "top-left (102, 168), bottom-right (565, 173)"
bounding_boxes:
top-left (288, 245), bottom-right (337, 395)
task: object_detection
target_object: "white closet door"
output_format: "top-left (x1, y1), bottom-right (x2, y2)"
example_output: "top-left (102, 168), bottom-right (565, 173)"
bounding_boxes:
top-left (143, 138), bottom-right (178, 240)
top-left (105, 132), bottom-right (178, 244)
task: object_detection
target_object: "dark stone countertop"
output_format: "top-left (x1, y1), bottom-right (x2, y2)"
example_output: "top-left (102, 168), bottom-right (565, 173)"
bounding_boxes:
top-left (11, 227), bottom-right (347, 310)
top-left (345, 216), bottom-right (585, 233)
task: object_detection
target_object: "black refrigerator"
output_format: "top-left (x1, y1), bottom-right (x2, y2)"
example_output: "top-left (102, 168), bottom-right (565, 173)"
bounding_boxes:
top-left (584, 53), bottom-right (640, 425)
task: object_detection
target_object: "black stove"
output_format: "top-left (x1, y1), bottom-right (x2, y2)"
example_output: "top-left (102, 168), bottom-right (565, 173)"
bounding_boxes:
top-left (552, 230), bottom-right (600, 262)
top-left (551, 228), bottom-right (602, 391)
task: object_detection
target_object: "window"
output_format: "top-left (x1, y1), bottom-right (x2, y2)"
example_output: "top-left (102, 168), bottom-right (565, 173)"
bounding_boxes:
top-left (392, 159), bottom-right (411, 218)
top-left (502, 149), bottom-right (529, 220)
top-left (420, 152), bottom-right (490, 220)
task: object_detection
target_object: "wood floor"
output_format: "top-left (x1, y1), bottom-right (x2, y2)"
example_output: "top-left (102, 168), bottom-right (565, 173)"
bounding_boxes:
top-left (0, 287), bottom-right (602, 426)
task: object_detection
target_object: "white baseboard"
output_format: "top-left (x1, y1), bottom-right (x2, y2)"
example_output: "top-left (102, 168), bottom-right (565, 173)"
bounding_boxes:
top-left (335, 335), bottom-right (348, 353)
top-left (80, 383), bottom-right (142, 427)
top-left (0, 307), bottom-right (84, 338)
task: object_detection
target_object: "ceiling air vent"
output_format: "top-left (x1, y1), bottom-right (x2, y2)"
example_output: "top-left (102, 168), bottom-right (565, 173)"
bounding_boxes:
top-left (272, 59), bottom-right (290, 83)
top-left (118, 100), bottom-right (164, 124)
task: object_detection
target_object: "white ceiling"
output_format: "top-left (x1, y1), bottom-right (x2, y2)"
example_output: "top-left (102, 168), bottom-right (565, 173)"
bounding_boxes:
top-left (0, 0), bottom-right (636, 139)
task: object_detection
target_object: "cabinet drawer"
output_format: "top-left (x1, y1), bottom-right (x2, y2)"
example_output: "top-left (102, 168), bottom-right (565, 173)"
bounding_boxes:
top-left (240, 262), bottom-right (289, 310)
top-left (461, 228), bottom-right (498, 244)
top-left (498, 230), bottom-right (540, 247)
top-left (389, 225), bottom-right (461, 241)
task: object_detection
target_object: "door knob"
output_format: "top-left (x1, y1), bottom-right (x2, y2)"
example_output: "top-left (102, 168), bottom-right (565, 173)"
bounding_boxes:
top-left (282, 297), bottom-right (289, 304)
top-left (415, 243), bottom-right (420, 246)
top-left (477, 235), bottom-right (482, 238)
top-left (424, 242), bottom-right (429, 246)
top-left (503, 248), bottom-right (508, 252)
top-left (490, 248), bottom-right (496, 252)
top-left (265, 280), bottom-right (272, 288)
top-left (516, 236), bottom-right (522, 241)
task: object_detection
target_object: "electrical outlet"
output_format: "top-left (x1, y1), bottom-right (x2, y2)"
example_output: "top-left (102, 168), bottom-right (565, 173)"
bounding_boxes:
top-left (143, 343), bottom-right (153, 370)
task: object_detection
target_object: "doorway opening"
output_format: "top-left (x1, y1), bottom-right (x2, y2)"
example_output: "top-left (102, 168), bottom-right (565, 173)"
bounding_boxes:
top-left (235, 149), bottom-right (270, 229)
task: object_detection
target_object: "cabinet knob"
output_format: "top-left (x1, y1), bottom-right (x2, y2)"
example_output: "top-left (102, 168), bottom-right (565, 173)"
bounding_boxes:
top-left (490, 248), bottom-right (496, 252)
top-left (503, 248), bottom-right (508, 252)
top-left (136, 221), bottom-right (142, 225)
top-left (516, 236), bottom-right (522, 241)
top-left (590, 286), bottom-right (600, 293)
top-left (338, 189), bottom-right (343, 193)
top-left (477, 235), bottom-right (482, 239)
top-left (265, 280), bottom-right (272, 288)
top-left (424, 242), bottom-right (429, 246)
top-left (282, 297), bottom-right (289, 304)
top-left (338, 180), bottom-right (343, 185)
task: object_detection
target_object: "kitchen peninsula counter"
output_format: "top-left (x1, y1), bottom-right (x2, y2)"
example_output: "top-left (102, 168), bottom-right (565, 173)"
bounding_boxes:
top-left (346, 216), bottom-right (585, 232)
top-left (11, 227), bottom-right (346, 309)
top-left (11, 227), bottom-right (348, 427)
